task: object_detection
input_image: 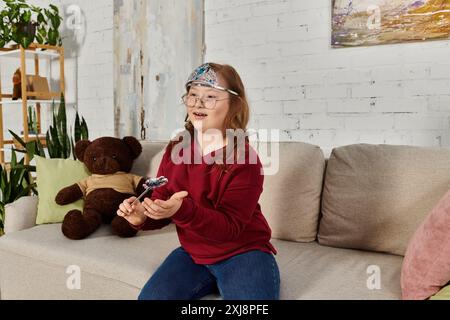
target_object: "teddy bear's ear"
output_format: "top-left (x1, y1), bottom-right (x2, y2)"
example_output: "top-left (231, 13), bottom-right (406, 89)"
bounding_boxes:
top-left (75, 140), bottom-right (91, 161)
top-left (123, 136), bottom-right (142, 159)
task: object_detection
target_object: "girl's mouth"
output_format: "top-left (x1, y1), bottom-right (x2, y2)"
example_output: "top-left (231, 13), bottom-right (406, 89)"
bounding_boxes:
top-left (193, 111), bottom-right (208, 120)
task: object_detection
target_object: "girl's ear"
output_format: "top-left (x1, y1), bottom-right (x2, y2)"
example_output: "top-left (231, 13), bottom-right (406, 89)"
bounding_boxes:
top-left (123, 136), bottom-right (142, 159)
top-left (75, 140), bottom-right (91, 161)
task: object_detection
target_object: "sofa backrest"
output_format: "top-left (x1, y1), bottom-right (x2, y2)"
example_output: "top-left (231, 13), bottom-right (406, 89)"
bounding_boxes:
top-left (133, 140), bottom-right (450, 256)
top-left (318, 144), bottom-right (450, 256)
top-left (256, 142), bottom-right (325, 242)
top-left (132, 140), bottom-right (326, 243)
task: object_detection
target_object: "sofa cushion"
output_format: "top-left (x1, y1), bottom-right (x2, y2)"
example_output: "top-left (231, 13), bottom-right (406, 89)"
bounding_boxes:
top-left (35, 156), bottom-right (90, 224)
top-left (0, 224), bottom-right (402, 300)
top-left (257, 142), bottom-right (325, 242)
top-left (272, 239), bottom-right (402, 299)
top-left (318, 144), bottom-right (450, 256)
top-left (0, 223), bottom-right (182, 299)
top-left (401, 190), bottom-right (450, 300)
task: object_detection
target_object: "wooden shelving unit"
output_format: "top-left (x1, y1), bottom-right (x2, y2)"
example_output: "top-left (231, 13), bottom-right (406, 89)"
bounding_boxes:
top-left (0, 43), bottom-right (65, 164)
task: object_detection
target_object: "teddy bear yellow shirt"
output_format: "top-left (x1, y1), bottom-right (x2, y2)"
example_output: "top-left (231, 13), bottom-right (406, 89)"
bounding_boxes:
top-left (77, 172), bottom-right (143, 196)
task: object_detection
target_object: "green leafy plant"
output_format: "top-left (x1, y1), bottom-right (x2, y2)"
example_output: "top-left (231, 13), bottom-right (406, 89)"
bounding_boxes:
top-left (0, 0), bottom-right (63, 48)
top-left (47, 94), bottom-right (89, 159)
top-left (0, 149), bottom-right (36, 235)
top-left (46, 94), bottom-right (70, 158)
top-left (72, 110), bottom-right (89, 158)
top-left (0, 4), bottom-right (11, 48)
top-left (8, 129), bottom-right (43, 172)
top-left (10, 93), bottom-right (89, 162)
top-left (35, 3), bottom-right (62, 46)
top-left (27, 105), bottom-right (37, 134)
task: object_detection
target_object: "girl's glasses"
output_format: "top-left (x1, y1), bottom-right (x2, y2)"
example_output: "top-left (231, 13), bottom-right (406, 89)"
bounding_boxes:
top-left (182, 94), bottom-right (230, 110)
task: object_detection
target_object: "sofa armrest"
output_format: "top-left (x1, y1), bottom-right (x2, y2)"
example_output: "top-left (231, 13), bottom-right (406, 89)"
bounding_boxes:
top-left (4, 196), bottom-right (38, 234)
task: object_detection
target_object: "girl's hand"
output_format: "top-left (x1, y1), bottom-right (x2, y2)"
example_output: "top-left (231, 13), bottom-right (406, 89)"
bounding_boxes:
top-left (142, 191), bottom-right (189, 220)
top-left (117, 197), bottom-right (148, 226)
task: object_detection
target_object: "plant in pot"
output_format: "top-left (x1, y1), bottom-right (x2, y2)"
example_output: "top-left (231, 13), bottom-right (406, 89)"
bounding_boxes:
top-left (0, 6), bottom-right (11, 48)
top-left (36, 3), bottom-right (62, 46)
top-left (0, 0), bottom-right (63, 48)
top-left (0, 149), bottom-right (36, 235)
top-left (2, 95), bottom-right (88, 235)
top-left (46, 94), bottom-right (89, 159)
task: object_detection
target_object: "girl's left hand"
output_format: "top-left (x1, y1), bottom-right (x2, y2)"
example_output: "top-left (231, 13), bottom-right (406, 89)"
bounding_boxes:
top-left (142, 191), bottom-right (189, 220)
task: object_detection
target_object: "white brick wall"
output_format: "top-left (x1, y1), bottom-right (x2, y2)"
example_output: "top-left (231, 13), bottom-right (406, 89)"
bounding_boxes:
top-left (204, 0), bottom-right (450, 150)
top-left (59, 0), bottom-right (114, 138)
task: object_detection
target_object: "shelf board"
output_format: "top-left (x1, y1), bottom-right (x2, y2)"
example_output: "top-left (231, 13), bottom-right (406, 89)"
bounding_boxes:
top-left (0, 100), bottom-right (60, 105)
top-left (0, 48), bottom-right (60, 59)
top-left (3, 134), bottom-right (46, 144)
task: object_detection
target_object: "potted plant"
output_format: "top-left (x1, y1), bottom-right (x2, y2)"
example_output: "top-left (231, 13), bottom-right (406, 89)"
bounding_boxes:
top-left (47, 94), bottom-right (89, 159)
top-left (2, 95), bottom-right (89, 235)
top-left (37, 3), bottom-right (62, 46)
top-left (0, 0), bottom-right (63, 48)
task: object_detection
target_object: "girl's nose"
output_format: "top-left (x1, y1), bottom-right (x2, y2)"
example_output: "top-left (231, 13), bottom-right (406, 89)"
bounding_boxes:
top-left (194, 98), bottom-right (205, 108)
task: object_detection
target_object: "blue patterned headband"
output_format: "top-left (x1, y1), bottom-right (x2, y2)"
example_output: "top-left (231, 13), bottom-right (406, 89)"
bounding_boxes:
top-left (185, 63), bottom-right (239, 96)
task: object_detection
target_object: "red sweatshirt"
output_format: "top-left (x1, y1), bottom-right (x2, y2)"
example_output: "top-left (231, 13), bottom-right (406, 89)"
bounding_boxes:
top-left (133, 138), bottom-right (277, 265)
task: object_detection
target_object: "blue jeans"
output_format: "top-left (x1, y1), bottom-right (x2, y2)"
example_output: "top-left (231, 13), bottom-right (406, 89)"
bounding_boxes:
top-left (138, 246), bottom-right (280, 300)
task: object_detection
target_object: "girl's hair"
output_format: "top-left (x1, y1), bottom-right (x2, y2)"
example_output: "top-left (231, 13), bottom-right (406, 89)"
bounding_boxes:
top-left (168, 63), bottom-right (250, 170)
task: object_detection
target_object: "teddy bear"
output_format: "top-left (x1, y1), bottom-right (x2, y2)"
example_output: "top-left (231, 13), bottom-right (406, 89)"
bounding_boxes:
top-left (55, 136), bottom-right (148, 240)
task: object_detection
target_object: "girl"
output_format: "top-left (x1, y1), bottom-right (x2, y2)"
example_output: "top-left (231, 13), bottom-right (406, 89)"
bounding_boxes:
top-left (117, 62), bottom-right (280, 300)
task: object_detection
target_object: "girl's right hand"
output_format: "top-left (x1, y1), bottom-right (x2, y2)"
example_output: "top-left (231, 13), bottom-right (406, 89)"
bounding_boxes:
top-left (117, 197), bottom-right (147, 226)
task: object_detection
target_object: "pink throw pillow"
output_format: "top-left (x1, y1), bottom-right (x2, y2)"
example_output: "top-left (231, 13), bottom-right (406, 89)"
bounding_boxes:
top-left (401, 190), bottom-right (450, 300)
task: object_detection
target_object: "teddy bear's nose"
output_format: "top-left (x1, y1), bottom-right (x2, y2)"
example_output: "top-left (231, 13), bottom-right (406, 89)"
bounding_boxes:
top-left (94, 156), bottom-right (120, 174)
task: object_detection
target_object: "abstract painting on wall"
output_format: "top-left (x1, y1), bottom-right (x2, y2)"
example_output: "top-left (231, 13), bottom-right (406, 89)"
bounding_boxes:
top-left (332, 0), bottom-right (450, 47)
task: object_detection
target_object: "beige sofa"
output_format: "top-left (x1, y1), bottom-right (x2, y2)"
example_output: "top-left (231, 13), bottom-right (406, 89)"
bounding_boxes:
top-left (1, 141), bottom-right (450, 300)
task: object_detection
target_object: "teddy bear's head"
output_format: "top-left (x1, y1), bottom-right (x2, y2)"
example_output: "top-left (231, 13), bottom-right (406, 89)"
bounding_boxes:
top-left (75, 136), bottom-right (142, 175)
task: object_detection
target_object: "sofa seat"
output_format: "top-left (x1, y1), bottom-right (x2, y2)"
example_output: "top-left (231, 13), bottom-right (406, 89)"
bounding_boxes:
top-left (274, 239), bottom-right (402, 299)
top-left (0, 223), bottom-right (402, 300)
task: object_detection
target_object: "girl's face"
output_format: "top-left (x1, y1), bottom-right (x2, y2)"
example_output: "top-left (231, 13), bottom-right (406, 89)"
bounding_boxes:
top-left (185, 85), bottom-right (230, 133)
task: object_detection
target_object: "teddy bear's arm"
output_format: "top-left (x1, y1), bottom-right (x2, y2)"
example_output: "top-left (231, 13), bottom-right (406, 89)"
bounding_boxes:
top-left (55, 184), bottom-right (84, 205)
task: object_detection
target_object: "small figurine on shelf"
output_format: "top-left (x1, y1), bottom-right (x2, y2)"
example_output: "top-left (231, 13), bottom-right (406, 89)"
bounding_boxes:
top-left (12, 68), bottom-right (21, 100)
top-left (11, 67), bottom-right (50, 101)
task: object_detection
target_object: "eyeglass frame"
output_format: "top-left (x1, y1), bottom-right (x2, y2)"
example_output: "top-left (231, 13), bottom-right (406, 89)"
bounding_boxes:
top-left (181, 93), bottom-right (232, 110)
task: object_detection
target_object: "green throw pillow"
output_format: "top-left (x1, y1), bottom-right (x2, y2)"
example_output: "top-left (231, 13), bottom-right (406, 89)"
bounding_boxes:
top-left (35, 156), bottom-right (90, 224)
top-left (430, 284), bottom-right (450, 300)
